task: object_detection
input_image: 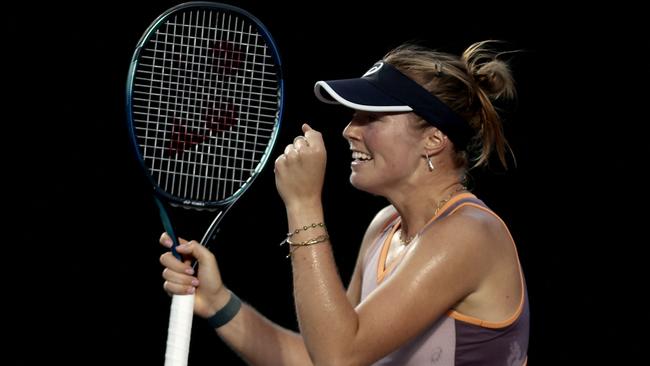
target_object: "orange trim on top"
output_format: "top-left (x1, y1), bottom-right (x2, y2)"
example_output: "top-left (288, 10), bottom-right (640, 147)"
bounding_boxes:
top-left (379, 212), bottom-right (400, 234)
top-left (375, 192), bottom-right (477, 284)
top-left (363, 212), bottom-right (399, 270)
top-left (376, 220), bottom-right (401, 283)
top-left (446, 202), bottom-right (527, 329)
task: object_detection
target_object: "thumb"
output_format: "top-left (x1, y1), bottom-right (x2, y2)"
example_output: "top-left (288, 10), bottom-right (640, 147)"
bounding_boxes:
top-left (160, 232), bottom-right (190, 248)
top-left (175, 240), bottom-right (215, 264)
top-left (302, 122), bottom-right (322, 141)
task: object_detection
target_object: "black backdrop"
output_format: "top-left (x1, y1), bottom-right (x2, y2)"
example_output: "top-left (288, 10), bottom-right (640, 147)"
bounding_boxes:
top-left (8, 1), bottom-right (637, 364)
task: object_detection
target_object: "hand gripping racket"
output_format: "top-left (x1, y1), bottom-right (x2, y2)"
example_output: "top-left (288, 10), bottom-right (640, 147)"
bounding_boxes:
top-left (125, 2), bottom-right (283, 365)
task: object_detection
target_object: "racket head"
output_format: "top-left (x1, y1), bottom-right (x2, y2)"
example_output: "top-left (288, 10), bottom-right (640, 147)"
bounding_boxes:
top-left (126, 2), bottom-right (283, 209)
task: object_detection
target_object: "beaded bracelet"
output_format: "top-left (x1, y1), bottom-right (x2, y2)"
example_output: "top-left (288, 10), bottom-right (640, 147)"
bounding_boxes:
top-left (286, 222), bottom-right (326, 238)
top-left (279, 222), bottom-right (329, 258)
top-left (279, 222), bottom-right (326, 247)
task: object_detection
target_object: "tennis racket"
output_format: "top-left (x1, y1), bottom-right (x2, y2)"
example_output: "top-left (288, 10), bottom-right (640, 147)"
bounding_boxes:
top-left (125, 2), bottom-right (283, 365)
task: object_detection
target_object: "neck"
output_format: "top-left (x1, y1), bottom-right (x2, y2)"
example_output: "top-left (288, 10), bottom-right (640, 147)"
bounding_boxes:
top-left (387, 175), bottom-right (466, 241)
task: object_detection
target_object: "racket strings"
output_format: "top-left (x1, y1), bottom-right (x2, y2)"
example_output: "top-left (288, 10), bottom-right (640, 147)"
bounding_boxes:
top-left (132, 8), bottom-right (279, 202)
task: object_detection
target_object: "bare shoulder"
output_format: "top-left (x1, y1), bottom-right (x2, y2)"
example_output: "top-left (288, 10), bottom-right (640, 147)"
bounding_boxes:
top-left (413, 205), bottom-right (515, 292)
top-left (358, 205), bottom-right (397, 256)
top-left (420, 204), bottom-right (523, 321)
top-left (446, 204), bottom-right (514, 259)
top-left (420, 204), bottom-right (505, 251)
top-left (367, 205), bottom-right (397, 235)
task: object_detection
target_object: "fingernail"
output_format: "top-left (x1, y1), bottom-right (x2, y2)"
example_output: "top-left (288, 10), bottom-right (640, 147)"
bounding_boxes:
top-left (185, 268), bottom-right (194, 275)
top-left (191, 279), bottom-right (199, 286)
top-left (187, 286), bottom-right (195, 294)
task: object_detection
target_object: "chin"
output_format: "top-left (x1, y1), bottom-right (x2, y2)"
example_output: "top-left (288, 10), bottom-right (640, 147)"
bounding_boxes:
top-left (349, 174), bottom-right (382, 196)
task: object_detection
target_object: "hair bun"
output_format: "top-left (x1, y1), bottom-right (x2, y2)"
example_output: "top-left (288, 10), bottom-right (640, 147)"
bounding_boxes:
top-left (462, 41), bottom-right (516, 101)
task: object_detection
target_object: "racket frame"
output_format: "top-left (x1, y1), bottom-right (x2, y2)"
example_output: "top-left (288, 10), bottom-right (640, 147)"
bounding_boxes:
top-left (126, 1), bottom-right (284, 211)
top-left (124, 4), bottom-right (284, 365)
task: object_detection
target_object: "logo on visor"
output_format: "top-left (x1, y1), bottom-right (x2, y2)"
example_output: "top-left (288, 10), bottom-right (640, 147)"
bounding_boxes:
top-left (362, 62), bottom-right (383, 77)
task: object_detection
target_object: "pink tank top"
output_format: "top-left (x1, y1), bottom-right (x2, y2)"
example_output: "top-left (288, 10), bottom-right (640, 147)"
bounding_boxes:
top-left (360, 193), bottom-right (529, 365)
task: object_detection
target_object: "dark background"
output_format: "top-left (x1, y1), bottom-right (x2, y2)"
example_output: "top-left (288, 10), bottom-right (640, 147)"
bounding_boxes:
top-left (8, 1), bottom-right (637, 364)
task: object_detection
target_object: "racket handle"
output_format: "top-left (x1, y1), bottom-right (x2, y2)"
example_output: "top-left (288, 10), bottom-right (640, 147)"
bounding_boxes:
top-left (164, 294), bottom-right (195, 366)
top-left (154, 197), bottom-right (182, 260)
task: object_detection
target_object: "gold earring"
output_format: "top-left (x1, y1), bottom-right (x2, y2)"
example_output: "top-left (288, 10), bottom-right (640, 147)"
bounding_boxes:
top-left (425, 153), bottom-right (435, 172)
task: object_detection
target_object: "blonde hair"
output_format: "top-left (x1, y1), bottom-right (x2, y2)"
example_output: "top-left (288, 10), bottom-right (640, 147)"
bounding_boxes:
top-left (383, 41), bottom-right (517, 169)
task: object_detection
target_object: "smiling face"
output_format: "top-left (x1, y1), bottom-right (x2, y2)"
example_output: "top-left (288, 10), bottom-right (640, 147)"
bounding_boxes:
top-left (342, 111), bottom-right (426, 196)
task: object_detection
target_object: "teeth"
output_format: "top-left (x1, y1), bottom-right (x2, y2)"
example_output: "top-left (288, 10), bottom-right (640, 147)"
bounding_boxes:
top-left (352, 151), bottom-right (373, 161)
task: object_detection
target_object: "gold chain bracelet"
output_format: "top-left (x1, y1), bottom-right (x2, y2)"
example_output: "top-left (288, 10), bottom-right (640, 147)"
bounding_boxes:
top-left (287, 234), bottom-right (330, 246)
top-left (279, 222), bottom-right (328, 258)
top-left (286, 234), bottom-right (330, 258)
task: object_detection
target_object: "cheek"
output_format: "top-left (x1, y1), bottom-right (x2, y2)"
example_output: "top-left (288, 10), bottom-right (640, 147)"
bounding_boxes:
top-left (365, 127), bottom-right (399, 154)
top-left (364, 127), bottom-right (381, 147)
top-left (367, 129), bottom-right (416, 162)
top-left (387, 148), bottom-right (417, 172)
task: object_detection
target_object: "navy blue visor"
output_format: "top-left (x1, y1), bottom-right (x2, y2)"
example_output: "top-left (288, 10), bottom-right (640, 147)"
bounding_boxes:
top-left (314, 61), bottom-right (472, 149)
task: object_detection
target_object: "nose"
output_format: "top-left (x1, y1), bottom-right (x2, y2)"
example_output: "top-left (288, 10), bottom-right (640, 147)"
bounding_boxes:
top-left (342, 119), bottom-right (361, 141)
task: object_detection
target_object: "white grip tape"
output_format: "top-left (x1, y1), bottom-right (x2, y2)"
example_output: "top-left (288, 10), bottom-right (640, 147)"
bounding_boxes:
top-left (164, 294), bottom-right (195, 366)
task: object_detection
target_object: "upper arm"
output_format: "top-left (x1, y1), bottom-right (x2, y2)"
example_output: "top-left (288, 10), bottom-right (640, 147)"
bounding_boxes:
top-left (345, 205), bottom-right (396, 306)
top-left (346, 211), bottom-right (498, 365)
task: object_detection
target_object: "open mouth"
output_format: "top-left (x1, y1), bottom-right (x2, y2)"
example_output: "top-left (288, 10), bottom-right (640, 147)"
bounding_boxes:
top-left (352, 150), bottom-right (373, 163)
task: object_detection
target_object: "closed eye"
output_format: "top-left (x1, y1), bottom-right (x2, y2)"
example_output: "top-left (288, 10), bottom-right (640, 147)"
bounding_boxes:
top-left (352, 111), bottom-right (378, 124)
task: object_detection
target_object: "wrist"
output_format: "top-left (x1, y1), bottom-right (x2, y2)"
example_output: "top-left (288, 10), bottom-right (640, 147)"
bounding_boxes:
top-left (207, 287), bottom-right (232, 317)
top-left (284, 198), bottom-right (323, 215)
top-left (207, 289), bottom-right (242, 329)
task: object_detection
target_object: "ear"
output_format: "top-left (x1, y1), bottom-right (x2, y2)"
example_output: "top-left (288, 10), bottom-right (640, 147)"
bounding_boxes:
top-left (422, 127), bottom-right (448, 156)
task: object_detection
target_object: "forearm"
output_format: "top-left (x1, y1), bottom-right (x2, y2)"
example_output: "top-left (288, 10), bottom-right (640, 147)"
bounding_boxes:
top-left (216, 300), bottom-right (311, 366)
top-left (286, 204), bottom-right (359, 365)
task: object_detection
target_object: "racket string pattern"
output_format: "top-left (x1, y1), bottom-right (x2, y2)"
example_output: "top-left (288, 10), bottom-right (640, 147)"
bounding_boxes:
top-left (131, 8), bottom-right (280, 203)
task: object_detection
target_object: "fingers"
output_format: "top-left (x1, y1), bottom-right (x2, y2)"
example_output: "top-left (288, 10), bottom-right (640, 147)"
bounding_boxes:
top-left (160, 252), bottom-right (196, 296)
top-left (160, 240), bottom-right (221, 298)
top-left (159, 232), bottom-right (189, 248)
top-left (160, 240), bottom-right (211, 269)
top-left (280, 138), bottom-right (300, 163)
top-left (284, 124), bottom-right (322, 154)
top-left (275, 123), bottom-right (324, 171)
top-left (162, 267), bottom-right (198, 286)
top-left (175, 240), bottom-right (216, 265)
top-left (160, 240), bottom-right (203, 296)
top-left (302, 123), bottom-right (322, 141)
top-left (163, 279), bottom-right (196, 295)
top-left (162, 267), bottom-right (199, 295)
top-left (293, 135), bottom-right (309, 150)
top-left (284, 143), bottom-right (297, 155)
top-left (160, 250), bottom-right (194, 275)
